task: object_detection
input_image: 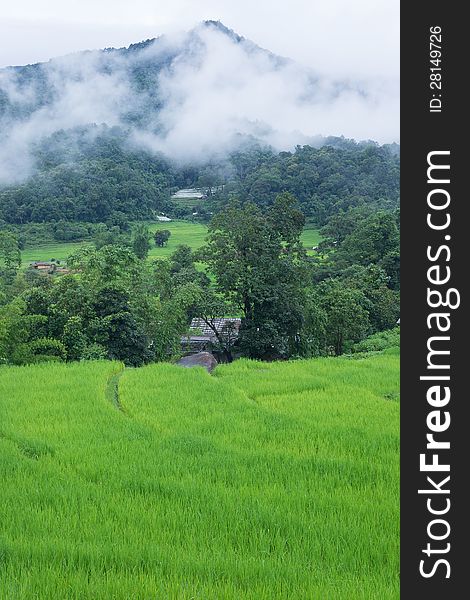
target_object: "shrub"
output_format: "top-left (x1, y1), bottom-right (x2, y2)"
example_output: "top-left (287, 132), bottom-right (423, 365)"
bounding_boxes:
top-left (352, 327), bottom-right (400, 353)
top-left (11, 338), bottom-right (67, 365)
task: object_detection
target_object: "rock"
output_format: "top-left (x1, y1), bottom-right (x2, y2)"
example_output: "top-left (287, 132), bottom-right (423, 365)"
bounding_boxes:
top-left (177, 352), bottom-right (218, 373)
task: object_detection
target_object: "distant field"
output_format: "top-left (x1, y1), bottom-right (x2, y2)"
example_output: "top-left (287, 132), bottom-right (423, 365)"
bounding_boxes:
top-left (20, 241), bottom-right (91, 265)
top-left (20, 221), bottom-right (321, 265)
top-left (0, 351), bottom-right (399, 599)
top-left (301, 227), bottom-right (322, 254)
top-left (19, 221), bottom-right (207, 265)
top-left (147, 221), bottom-right (208, 258)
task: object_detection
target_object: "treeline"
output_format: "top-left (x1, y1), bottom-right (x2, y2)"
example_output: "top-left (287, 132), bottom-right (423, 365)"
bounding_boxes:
top-left (1, 194), bottom-right (399, 366)
top-left (0, 128), bottom-right (175, 224)
top-left (0, 129), bottom-right (399, 226)
top-left (224, 143), bottom-right (400, 225)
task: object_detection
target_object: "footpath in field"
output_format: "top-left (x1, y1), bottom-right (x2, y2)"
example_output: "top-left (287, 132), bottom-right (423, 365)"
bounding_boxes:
top-left (0, 352), bottom-right (399, 599)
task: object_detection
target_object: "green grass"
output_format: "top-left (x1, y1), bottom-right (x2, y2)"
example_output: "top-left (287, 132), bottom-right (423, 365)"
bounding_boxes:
top-left (147, 220), bottom-right (208, 259)
top-left (300, 227), bottom-right (322, 254)
top-left (19, 221), bottom-right (206, 265)
top-left (0, 352), bottom-right (399, 599)
top-left (20, 241), bottom-right (91, 265)
top-left (20, 221), bottom-right (321, 264)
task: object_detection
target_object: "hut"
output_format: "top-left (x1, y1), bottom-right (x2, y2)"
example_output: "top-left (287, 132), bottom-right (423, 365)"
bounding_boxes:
top-left (181, 317), bottom-right (241, 361)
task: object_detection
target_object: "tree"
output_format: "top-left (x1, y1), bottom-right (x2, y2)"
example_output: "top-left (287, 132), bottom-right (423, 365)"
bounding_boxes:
top-left (37, 246), bottom-right (168, 365)
top-left (62, 316), bottom-right (87, 361)
top-left (68, 245), bottom-right (141, 290)
top-left (169, 245), bottom-right (210, 291)
top-left (380, 250), bottom-right (400, 291)
top-left (297, 290), bottom-right (328, 357)
top-left (317, 280), bottom-right (370, 355)
top-left (192, 289), bottom-right (237, 362)
top-left (320, 206), bottom-right (374, 244)
top-left (22, 338), bottom-right (67, 363)
top-left (132, 224), bottom-right (151, 259)
top-left (0, 299), bottom-right (27, 363)
top-left (92, 311), bottom-right (152, 366)
top-left (154, 229), bottom-right (171, 247)
top-left (203, 193), bottom-right (307, 359)
top-left (170, 245), bottom-right (195, 272)
top-left (339, 265), bottom-right (400, 331)
top-left (0, 231), bottom-right (21, 287)
top-left (0, 298), bottom-right (51, 365)
top-left (90, 285), bottom-right (154, 366)
top-left (0, 141), bottom-right (399, 226)
top-left (336, 211), bottom-right (399, 270)
top-left (93, 226), bottom-right (129, 250)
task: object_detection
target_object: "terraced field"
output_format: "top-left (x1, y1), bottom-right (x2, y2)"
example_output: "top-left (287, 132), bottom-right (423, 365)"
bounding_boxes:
top-left (0, 351), bottom-right (399, 599)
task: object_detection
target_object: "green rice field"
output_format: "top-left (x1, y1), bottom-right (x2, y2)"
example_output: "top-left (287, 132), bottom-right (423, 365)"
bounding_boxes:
top-left (0, 351), bottom-right (399, 599)
top-left (147, 221), bottom-right (208, 259)
top-left (20, 242), bottom-right (91, 265)
top-left (301, 227), bottom-right (321, 253)
top-left (20, 222), bottom-right (321, 265)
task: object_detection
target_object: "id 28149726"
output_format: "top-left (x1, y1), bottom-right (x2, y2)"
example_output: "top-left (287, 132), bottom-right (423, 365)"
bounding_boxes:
top-left (429, 26), bottom-right (443, 113)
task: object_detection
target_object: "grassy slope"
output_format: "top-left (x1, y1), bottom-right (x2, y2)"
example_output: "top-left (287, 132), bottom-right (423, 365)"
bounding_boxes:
top-left (300, 227), bottom-right (321, 253)
top-left (0, 352), bottom-right (398, 599)
top-left (147, 221), bottom-right (207, 259)
top-left (19, 221), bottom-right (208, 265)
top-left (20, 222), bottom-right (321, 264)
top-left (21, 242), bottom-right (90, 264)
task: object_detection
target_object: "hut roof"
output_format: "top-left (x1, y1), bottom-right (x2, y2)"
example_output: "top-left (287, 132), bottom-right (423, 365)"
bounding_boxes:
top-left (190, 318), bottom-right (241, 339)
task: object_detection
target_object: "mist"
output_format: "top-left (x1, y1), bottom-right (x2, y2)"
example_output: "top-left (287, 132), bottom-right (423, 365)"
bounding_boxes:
top-left (0, 22), bottom-right (399, 185)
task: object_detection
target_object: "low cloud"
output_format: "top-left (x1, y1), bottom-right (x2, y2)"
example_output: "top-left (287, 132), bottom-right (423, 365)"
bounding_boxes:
top-left (0, 22), bottom-right (399, 185)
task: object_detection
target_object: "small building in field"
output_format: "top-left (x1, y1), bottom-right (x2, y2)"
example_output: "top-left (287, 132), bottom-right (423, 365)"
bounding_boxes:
top-left (31, 261), bottom-right (54, 271)
top-left (181, 317), bottom-right (241, 359)
top-left (30, 262), bottom-right (71, 276)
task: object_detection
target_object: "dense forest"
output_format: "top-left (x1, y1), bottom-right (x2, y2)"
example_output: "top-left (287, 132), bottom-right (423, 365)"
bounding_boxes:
top-left (0, 130), bottom-right (399, 227)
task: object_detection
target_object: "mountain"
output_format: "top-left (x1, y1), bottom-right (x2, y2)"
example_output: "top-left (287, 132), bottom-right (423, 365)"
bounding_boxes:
top-left (0, 22), bottom-right (399, 226)
top-left (0, 21), bottom-right (393, 179)
top-left (0, 21), bottom-right (302, 138)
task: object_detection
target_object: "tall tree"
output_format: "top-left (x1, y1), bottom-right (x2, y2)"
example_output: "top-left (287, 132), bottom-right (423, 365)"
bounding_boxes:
top-left (317, 280), bottom-right (370, 355)
top-left (0, 231), bottom-right (21, 287)
top-left (203, 193), bottom-right (307, 358)
top-left (132, 224), bottom-right (151, 259)
top-left (154, 229), bottom-right (171, 247)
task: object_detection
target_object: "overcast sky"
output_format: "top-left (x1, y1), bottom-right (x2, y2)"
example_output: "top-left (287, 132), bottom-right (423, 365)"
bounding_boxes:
top-left (1, 0), bottom-right (399, 81)
top-left (0, 0), bottom-right (400, 179)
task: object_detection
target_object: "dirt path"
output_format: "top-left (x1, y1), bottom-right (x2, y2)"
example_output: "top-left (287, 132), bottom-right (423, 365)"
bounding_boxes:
top-left (105, 365), bottom-right (126, 412)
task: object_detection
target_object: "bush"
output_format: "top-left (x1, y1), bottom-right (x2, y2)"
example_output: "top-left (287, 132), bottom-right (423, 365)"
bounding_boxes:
top-left (11, 338), bottom-right (67, 365)
top-left (80, 343), bottom-right (108, 361)
top-left (352, 327), bottom-right (400, 353)
top-left (53, 221), bottom-right (90, 242)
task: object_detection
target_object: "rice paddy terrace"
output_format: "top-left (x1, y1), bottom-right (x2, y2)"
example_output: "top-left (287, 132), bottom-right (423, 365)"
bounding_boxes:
top-left (0, 351), bottom-right (399, 599)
